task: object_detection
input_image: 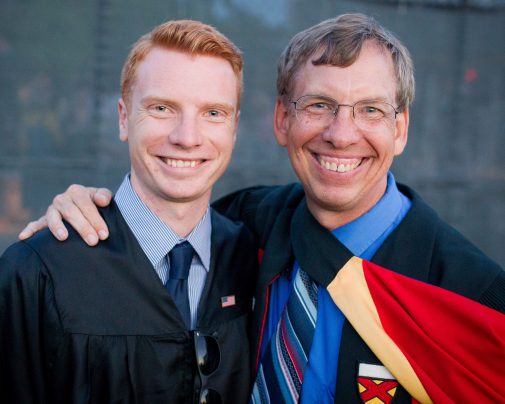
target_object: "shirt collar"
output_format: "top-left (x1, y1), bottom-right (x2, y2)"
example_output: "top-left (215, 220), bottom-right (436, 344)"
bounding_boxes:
top-left (331, 172), bottom-right (404, 257)
top-left (114, 175), bottom-right (211, 271)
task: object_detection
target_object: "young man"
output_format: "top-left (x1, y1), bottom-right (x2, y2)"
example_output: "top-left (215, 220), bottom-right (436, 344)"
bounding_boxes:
top-left (0, 20), bottom-right (257, 403)
top-left (18, 14), bottom-right (505, 403)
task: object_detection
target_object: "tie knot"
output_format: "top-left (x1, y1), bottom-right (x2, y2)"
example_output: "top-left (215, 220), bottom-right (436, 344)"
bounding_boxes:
top-left (168, 241), bottom-right (194, 280)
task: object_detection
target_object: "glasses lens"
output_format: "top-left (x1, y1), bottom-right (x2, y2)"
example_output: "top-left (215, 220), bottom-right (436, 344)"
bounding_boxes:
top-left (200, 388), bottom-right (222, 404)
top-left (195, 332), bottom-right (220, 376)
top-left (294, 96), bottom-right (336, 126)
top-left (354, 100), bottom-right (395, 130)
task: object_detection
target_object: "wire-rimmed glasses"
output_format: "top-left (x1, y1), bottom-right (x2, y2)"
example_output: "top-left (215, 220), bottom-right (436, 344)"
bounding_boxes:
top-left (290, 94), bottom-right (399, 131)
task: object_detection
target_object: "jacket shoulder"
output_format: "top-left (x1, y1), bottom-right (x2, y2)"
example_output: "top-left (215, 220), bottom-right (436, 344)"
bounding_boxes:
top-left (390, 184), bottom-right (504, 308)
top-left (212, 183), bottom-right (305, 240)
top-left (15, 203), bottom-right (130, 277)
top-left (0, 239), bottom-right (48, 284)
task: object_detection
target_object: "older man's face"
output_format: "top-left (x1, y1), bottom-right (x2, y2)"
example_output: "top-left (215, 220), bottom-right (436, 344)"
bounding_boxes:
top-left (274, 41), bottom-right (409, 229)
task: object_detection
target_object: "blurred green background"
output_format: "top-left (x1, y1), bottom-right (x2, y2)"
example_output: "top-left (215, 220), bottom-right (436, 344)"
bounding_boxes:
top-left (1, 0), bottom-right (504, 267)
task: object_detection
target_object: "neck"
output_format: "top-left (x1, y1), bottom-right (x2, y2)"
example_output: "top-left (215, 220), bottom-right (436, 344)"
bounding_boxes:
top-left (146, 197), bottom-right (209, 238)
top-left (306, 186), bottom-right (388, 231)
top-left (306, 202), bottom-right (360, 231)
top-left (129, 179), bottom-right (210, 237)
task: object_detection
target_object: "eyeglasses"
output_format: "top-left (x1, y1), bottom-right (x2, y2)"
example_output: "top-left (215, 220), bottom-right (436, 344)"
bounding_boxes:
top-left (290, 94), bottom-right (399, 131)
top-left (194, 331), bottom-right (222, 404)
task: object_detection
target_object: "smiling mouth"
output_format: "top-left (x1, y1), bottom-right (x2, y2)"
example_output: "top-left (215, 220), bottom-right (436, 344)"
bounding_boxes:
top-left (159, 157), bottom-right (204, 168)
top-left (318, 157), bottom-right (362, 173)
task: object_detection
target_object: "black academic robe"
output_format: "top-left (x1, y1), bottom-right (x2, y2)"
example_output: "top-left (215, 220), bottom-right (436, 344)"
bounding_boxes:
top-left (213, 182), bottom-right (505, 403)
top-left (0, 201), bottom-right (257, 404)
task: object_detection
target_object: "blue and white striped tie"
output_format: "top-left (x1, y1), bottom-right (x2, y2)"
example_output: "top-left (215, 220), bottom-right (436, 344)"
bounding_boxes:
top-left (251, 267), bottom-right (318, 403)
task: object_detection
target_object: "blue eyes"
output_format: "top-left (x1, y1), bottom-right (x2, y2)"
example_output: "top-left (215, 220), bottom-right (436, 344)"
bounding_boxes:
top-left (148, 105), bottom-right (229, 122)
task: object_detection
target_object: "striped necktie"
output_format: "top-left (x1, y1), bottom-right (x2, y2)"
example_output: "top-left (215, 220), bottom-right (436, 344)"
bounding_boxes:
top-left (252, 267), bottom-right (318, 403)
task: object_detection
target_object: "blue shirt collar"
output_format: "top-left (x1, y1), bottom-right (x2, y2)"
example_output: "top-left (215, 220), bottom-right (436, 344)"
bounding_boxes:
top-left (331, 172), bottom-right (406, 257)
top-left (114, 175), bottom-right (211, 271)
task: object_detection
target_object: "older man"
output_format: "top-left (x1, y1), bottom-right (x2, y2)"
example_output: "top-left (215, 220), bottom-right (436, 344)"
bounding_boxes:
top-left (1, 20), bottom-right (256, 403)
top-left (18, 14), bottom-right (505, 403)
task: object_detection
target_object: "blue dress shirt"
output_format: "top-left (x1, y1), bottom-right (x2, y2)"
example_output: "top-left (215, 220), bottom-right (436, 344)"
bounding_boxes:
top-left (259, 172), bottom-right (412, 402)
top-left (115, 175), bottom-right (211, 329)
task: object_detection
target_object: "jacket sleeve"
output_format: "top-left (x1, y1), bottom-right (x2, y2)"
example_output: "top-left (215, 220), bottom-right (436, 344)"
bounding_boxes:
top-left (212, 184), bottom-right (305, 242)
top-left (0, 242), bottom-right (61, 404)
top-left (212, 186), bottom-right (274, 235)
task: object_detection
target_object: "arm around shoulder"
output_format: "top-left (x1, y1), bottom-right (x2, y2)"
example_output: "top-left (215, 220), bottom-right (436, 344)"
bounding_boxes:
top-left (212, 183), bottom-right (305, 239)
top-left (18, 184), bottom-right (113, 246)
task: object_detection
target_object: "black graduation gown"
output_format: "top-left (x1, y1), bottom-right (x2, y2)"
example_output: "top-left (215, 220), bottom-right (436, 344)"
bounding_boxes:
top-left (213, 182), bottom-right (505, 403)
top-left (0, 202), bottom-right (257, 404)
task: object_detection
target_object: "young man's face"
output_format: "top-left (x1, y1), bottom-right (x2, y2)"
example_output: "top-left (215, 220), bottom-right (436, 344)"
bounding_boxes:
top-left (274, 41), bottom-right (409, 229)
top-left (119, 47), bottom-right (240, 210)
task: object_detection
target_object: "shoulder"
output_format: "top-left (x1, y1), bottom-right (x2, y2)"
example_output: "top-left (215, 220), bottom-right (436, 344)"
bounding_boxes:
top-left (251, 183), bottom-right (305, 212)
top-left (0, 228), bottom-right (87, 294)
top-left (213, 183), bottom-right (304, 216)
top-left (401, 184), bottom-right (500, 268)
top-left (6, 203), bottom-right (128, 277)
top-left (397, 184), bottom-right (504, 305)
top-left (212, 183), bottom-right (305, 240)
top-left (0, 238), bottom-right (51, 296)
top-left (30, 202), bottom-right (120, 249)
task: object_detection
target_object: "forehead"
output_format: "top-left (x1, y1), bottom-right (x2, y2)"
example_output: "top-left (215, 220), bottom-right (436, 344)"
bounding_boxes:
top-left (132, 47), bottom-right (239, 108)
top-left (292, 42), bottom-right (397, 102)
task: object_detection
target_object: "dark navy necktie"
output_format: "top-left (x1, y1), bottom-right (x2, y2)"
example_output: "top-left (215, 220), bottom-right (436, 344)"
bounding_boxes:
top-left (166, 241), bottom-right (194, 329)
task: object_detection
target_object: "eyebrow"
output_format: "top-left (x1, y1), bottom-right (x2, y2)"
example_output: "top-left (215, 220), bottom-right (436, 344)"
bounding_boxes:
top-left (140, 97), bottom-right (236, 113)
top-left (140, 96), bottom-right (174, 106)
top-left (302, 94), bottom-right (396, 107)
top-left (304, 94), bottom-right (391, 102)
top-left (203, 102), bottom-right (236, 113)
top-left (354, 97), bottom-right (393, 104)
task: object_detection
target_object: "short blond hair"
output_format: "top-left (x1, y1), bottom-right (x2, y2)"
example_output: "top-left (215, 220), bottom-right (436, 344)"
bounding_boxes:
top-left (121, 20), bottom-right (243, 107)
top-left (277, 13), bottom-right (415, 111)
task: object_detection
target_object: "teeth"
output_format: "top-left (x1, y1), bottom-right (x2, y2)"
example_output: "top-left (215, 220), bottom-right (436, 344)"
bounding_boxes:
top-left (320, 158), bottom-right (361, 173)
top-left (163, 158), bottom-right (200, 168)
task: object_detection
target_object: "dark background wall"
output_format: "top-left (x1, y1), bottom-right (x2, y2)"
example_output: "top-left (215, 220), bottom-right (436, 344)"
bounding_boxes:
top-left (1, 0), bottom-right (504, 268)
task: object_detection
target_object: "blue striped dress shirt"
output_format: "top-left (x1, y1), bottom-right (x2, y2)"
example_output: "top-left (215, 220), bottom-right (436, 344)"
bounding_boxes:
top-left (114, 175), bottom-right (211, 330)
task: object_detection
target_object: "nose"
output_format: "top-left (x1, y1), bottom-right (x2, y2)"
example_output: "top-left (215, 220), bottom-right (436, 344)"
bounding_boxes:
top-left (168, 114), bottom-right (203, 148)
top-left (321, 105), bottom-right (361, 147)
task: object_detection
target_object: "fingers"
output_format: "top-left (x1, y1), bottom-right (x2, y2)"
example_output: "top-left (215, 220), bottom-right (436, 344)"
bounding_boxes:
top-left (18, 216), bottom-right (49, 240)
top-left (93, 188), bottom-right (113, 207)
top-left (18, 184), bottom-right (113, 246)
top-left (51, 185), bottom-right (111, 246)
top-left (46, 205), bottom-right (69, 241)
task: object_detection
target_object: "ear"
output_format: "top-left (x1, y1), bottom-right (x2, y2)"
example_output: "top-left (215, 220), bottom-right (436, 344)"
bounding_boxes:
top-left (118, 98), bottom-right (128, 142)
top-left (232, 110), bottom-right (240, 146)
top-left (393, 109), bottom-right (409, 156)
top-left (273, 97), bottom-right (290, 147)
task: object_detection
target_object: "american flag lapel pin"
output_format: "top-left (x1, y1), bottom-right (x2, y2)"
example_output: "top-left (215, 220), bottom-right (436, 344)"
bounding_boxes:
top-left (221, 295), bottom-right (236, 308)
